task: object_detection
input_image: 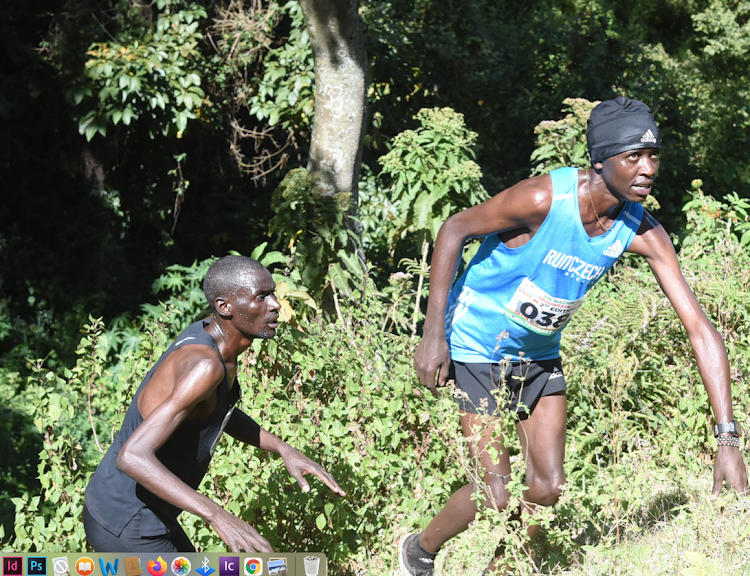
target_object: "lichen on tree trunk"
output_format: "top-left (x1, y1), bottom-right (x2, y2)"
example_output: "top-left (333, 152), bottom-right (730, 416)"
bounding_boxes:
top-left (299, 0), bottom-right (367, 206)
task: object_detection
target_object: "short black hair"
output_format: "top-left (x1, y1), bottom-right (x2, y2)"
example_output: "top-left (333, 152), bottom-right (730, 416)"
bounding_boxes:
top-left (203, 255), bottom-right (267, 311)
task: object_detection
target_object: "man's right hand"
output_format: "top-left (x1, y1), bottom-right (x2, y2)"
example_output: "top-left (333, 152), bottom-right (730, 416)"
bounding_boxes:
top-left (414, 333), bottom-right (451, 395)
top-left (210, 508), bottom-right (274, 553)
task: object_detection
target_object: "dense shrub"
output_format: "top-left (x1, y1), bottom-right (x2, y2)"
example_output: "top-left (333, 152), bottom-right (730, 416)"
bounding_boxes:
top-left (3, 98), bottom-right (750, 573)
top-left (5, 189), bottom-right (750, 575)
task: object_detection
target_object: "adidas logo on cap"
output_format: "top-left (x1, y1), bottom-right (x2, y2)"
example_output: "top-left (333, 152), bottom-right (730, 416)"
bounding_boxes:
top-left (603, 239), bottom-right (623, 258)
top-left (640, 129), bottom-right (657, 144)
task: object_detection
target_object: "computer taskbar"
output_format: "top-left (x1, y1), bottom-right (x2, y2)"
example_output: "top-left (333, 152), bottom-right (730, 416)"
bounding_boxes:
top-left (2, 553), bottom-right (328, 576)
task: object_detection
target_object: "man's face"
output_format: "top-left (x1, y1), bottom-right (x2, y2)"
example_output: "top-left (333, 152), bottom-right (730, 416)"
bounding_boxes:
top-left (231, 269), bottom-right (281, 340)
top-left (598, 147), bottom-right (660, 203)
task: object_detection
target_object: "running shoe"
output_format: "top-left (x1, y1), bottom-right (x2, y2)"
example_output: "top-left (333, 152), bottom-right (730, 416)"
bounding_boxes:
top-left (399, 532), bottom-right (436, 576)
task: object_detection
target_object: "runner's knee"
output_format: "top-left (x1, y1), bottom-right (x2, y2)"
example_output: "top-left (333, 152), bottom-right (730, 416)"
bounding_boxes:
top-left (527, 470), bottom-right (565, 506)
top-left (480, 475), bottom-right (511, 511)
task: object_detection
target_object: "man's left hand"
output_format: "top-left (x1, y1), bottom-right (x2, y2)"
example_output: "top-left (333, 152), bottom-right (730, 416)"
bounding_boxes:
top-left (712, 446), bottom-right (749, 496)
top-left (279, 444), bottom-right (347, 497)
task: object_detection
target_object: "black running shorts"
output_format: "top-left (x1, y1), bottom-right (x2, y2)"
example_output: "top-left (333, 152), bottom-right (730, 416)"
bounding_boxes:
top-left (83, 505), bottom-right (196, 553)
top-left (450, 358), bottom-right (566, 419)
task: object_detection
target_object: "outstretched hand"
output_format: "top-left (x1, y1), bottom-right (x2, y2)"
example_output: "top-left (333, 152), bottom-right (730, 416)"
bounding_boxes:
top-left (210, 507), bottom-right (274, 553)
top-left (279, 444), bottom-right (346, 497)
top-left (712, 447), bottom-right (749, 497)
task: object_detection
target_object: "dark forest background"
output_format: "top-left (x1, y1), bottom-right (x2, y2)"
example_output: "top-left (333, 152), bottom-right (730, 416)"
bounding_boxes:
top-left (1, 0), bottom-right (749, 569)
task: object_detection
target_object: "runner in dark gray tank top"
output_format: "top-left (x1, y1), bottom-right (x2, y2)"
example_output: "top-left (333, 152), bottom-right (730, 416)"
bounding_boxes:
top-left (83, 255), bottom-right (346, 552)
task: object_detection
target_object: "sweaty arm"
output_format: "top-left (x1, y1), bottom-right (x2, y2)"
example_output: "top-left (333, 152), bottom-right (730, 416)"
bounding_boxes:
top-left (628, 213), bottom-right (748, 495)
top-left (414, 174), bottom-right (553, 392)
top-left (226, 409), bottom-right (346, 497)
top-left (116, 347), bottom-right (273, 552)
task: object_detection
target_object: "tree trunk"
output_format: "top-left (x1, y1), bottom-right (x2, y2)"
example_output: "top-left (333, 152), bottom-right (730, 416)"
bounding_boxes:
top-left (299, 0), bottom-right (367, 207)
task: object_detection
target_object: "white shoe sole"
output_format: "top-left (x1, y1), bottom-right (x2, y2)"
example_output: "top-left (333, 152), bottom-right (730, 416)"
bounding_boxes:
top-left (398, 533), bottom-right (413, 576)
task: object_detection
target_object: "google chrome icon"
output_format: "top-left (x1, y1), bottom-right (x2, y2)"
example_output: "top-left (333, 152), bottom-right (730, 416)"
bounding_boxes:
top-left (243, 558), bottom-right (262, 575)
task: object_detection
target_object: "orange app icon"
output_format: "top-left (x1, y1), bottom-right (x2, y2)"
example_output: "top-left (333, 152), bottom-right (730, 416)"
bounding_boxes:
top-left (146, 558), bottom-right (167, 576)
top-left (76, 558), bottom-right (95, 576)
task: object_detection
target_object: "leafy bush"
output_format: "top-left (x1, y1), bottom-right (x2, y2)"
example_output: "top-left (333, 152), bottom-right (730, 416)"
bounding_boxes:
top-left (248, 0), bottom-right (315, 132)
top-left (74, 0), bottom-right (209, 140)
top-left (530, 97), bottom-right (596, 176)
top-left (376, 107), bottom-right (488, 251)
top-left (269, 168), bottom-right (364, 302)
top-left (5, 279), bottom-right (466, 571)
top-left (6, 188), bottom-right (749, 574)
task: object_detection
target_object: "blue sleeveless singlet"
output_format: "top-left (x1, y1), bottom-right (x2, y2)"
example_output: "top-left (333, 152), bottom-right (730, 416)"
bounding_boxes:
top-left (446, 167), bottom-right (644, 363)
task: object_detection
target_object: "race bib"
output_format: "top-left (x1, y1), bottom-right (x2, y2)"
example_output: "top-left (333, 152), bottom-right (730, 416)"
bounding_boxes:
top-left (502, 278), bottom-right (585, 335)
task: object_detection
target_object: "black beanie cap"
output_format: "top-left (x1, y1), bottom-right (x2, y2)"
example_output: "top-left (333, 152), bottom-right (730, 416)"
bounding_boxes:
top-left (586, 96), bottom-right (661, 164)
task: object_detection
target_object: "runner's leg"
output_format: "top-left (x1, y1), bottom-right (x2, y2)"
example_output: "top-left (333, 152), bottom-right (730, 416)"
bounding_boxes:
top-left (419, 410), bottom-right (512, 553)
top-left (485, 392), bottom-right (567, 573)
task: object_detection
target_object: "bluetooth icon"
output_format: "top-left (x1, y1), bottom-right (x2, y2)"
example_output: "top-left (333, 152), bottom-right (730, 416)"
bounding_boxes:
top-left (195, 558), bottom-right (215, 576)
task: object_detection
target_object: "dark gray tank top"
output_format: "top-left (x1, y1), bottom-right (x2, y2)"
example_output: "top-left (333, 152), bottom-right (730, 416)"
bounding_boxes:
top-left (84, 319), bottom-right (241, 537)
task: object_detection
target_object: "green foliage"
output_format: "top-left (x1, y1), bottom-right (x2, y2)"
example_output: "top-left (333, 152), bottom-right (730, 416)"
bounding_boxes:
top-left (269, 168), bottom-right (364, 300)
top-left (377, 107), bottom-right (488, 248)
top-left (372, 107), bottom-right (489, 333)
top-left (202, 290), bottom-right (461, 566)
top-left (142, 257), bottom-right (216, 328)
top-left (689, 0), bottom-right (750, 191)
top-left (248, 1), bottom-right (315, 131)
top-left (530, 98), bottom-right (597, 176)
top-left (8, 316), bottom-right (158, 551)
top-left (682, 183), bottom-right (750, 249)
top-left (74, 0), bottom-right (209, 140)
top-left (0, 387), bottom-right (41, 541)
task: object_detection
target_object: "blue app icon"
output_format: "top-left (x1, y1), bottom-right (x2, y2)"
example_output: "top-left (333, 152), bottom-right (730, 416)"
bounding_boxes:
top-left (99, 560), bottom-right (119, 576)
top-left (195, 558), bottom-right (215, 576)
top-left (28, 558), bottom-right (48, 576)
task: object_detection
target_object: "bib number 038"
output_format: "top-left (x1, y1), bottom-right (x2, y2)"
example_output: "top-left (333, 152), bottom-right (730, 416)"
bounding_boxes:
top-left (503, 278), bottom-right (585, 336)
top-left (518, 302), bottom-right (570, 328)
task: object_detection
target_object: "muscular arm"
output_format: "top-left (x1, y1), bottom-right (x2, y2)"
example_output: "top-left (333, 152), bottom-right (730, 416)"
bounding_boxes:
top-left (628, 213), bottom-right (748, 494)
top-left (117, 347), bottom-right (273, 552)
top-left (226, 409), bottom-right (346, 496)
top-left (414, 174), bottom-right (553, 391)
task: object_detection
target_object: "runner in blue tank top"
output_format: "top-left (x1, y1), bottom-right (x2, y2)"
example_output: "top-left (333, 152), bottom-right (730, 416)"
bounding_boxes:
top-left (401, 97), bottom-right (748, 576)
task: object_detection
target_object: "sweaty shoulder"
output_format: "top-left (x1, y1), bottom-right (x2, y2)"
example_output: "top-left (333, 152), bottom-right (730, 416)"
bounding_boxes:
top-left (170, 344), bottom-right (224, 379)
top-left (139, 344), bottom-right (226, 417)
top-left (446, 173), bottom-right (554, 240)
top-left (626, 210), bottom-right (676, 261)
top-left (492, 173), bottom-right (554, 230)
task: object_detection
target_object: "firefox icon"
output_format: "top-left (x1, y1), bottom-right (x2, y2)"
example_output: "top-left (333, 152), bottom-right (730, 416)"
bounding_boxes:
top-left (147, 558), bottom-right (167, 576)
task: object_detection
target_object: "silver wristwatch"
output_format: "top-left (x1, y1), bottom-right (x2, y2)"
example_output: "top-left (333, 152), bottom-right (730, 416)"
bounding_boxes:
top-left (713, 419), bottom-right (741, 438)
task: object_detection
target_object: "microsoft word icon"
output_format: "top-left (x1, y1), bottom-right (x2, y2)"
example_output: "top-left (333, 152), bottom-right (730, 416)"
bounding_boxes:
top-left (99, 560), bottom-right (119, 576)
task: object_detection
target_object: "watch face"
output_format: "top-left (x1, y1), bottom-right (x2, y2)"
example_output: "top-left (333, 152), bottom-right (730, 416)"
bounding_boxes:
top-left (715, 420), bottom-right (741, 437)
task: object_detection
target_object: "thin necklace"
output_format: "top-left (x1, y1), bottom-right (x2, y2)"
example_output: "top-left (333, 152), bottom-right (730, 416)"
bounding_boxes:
top-left (586, 170), bottom-right (611, 232)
